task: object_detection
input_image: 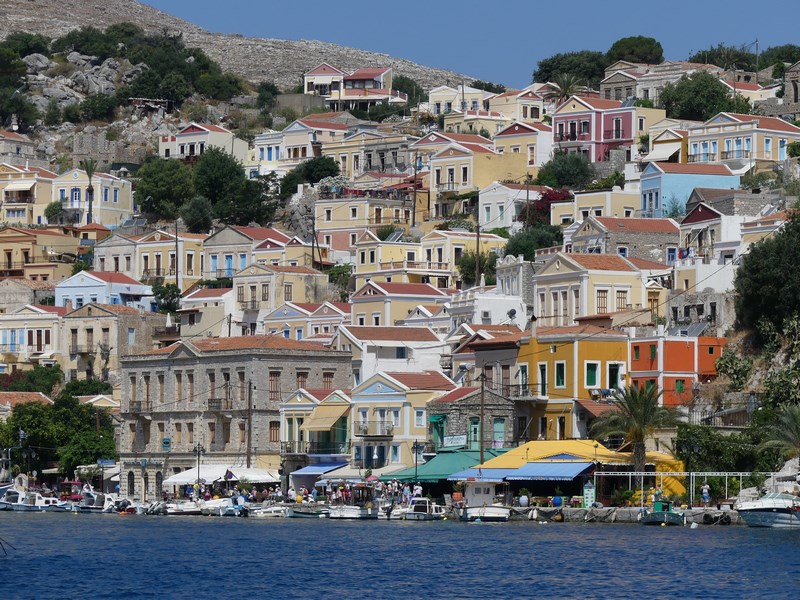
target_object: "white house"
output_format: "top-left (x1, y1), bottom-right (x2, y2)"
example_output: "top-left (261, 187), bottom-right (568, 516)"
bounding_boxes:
top-left (159, 123), bottom-right (248, 163)
top-left (55, 271), bottom-right (153, 311)
top-left (478, 181), bottom-right (551, 232)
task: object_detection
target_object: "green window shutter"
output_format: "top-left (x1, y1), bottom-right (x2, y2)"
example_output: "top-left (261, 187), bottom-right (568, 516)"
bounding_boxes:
top-left (586, 364), bottom-right (598, 387)
top-left (634, 346), bottom-right (640, 360)
top-left (650, 344), bottom-right (656, 360)
top-left (676, 380), bottom-right (685, 393)
top-left (556, 364), bottom-right (565, 387)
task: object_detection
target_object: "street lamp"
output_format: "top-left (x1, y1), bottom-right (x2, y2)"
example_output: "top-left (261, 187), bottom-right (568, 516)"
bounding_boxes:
top-left (412, 441), bottom-right (423, 482)
top-left (193, 443), bottom-right (206, 491)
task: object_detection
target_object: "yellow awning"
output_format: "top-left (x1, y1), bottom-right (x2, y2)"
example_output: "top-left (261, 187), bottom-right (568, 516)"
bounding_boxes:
top-left (3, 181), bottom-right (35, 192)
top-left (300, 403), bottom-right (350, 431)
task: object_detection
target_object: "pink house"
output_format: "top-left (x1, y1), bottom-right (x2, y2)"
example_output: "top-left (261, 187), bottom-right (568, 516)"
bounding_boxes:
top-left (551, 96), bottom-right (664, 163)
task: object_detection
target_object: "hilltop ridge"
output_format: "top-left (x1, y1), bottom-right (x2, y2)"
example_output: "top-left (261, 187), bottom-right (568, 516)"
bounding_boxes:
top-left (0, 0), bottom-right (473, 89)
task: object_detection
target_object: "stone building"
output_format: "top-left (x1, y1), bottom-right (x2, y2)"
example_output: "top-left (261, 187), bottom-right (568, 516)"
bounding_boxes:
top-left (757, 61), bottom-right (800, 119)
top-left (118, 335), bottom-right (351, 501)
top-left (570, 216), bottom-right (680, 264)
top-left (0, 278), bottom-right (55, 313)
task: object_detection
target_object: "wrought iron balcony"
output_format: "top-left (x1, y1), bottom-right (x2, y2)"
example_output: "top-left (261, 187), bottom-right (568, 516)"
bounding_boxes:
top-left (687, 153), bottom-right (717, 163)
top-left (354, 420), bottom-right (396, 436)
top-left (207, 398), bottom-right (233, 412)
top-left (239, 299), bottom-right (260, 310)
top-left (70, 344), bottom-right (93, 355)
top-left (720, 150), bottom-right (750, 160)
top-left (280, 441), bottom-right (351, 455)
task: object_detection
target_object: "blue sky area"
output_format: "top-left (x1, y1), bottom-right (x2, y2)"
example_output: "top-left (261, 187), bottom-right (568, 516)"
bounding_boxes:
top-left (145, 1), bottom-right (794, 88)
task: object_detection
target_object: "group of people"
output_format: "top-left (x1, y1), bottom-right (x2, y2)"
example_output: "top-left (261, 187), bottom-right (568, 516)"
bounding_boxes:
top-left (374, 479), bottom-right (423, 505)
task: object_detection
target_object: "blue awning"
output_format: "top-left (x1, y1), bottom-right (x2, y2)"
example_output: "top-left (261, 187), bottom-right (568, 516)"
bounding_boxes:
top-left (290, 462), bottom-right (348, 476)
top-left (448, 468), bottom-right (518, 482)
top-left (506, 462), bottom-right (594, 481)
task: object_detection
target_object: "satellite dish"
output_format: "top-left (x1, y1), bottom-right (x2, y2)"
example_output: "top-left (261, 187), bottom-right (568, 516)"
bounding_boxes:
top-left (507, 309), bottom-right (517, 318)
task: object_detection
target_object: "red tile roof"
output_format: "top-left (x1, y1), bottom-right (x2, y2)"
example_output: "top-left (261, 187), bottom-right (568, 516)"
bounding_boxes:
top-left (384, 371), bottom-right (455, 391)
top-left (564, 253), bottom-right (635, 272)
top-left (432, 387), bottom-right (479, 403)
top-left (27, 166), bottom-right (57, 179)
top-left (266, 265), bottom-right (322, 275)
top-left (344, 326), bottom-right (438, 342)
top-left (443, 132), bottom-right (493, 145)
top-left (81, 303), bottom-right (147, 315)
top-left (3, 278), bottom-right (55, 290)
top-left (626, 257), bottom-right (671, 270)
top-left (147, 335), bottom-right (330, 355)
top-left (654, 163), bottom-right (733, 175)
top-left (0, 391), bottom-right (53, 407)
top-left (31, 304), bottom-right (67, 316)
top-left (575, 398), bottom-right (617, 417)
top-left (291, 302), bottom-right (323, 313)
top-left (297, 119), bottom-right (350, 131)
top-left (534, 324), bottom-right (628, 338)
top-left (722, 80), bottom-right (762, 92)
top-left (594, 217), bottom-right (679, 234)
top-left (0, 129), bottom-right (29, 142)
top-left (232, 226), bottom-right (292, 242)
top-left (87, 271), bottom-right (143, 285)
top-left (183, 287), bottom-right (232, 299)
top-left (725, 113), bottom-right (800, 134)
top-left (496, 122), bottom-right (551, 136)
top-left (344, 67), bottom-right (390, 80)
top-left (575, 97), bottom-right (622, 110)
top-left (75, 223), bottom-right (111, 231)
top-left (305, 63), bottom-right (345, 76)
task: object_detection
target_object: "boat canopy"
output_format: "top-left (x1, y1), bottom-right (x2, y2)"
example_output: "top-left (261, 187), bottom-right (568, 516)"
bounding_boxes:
top-left (162, 466), bottom-right (279, 486)
top-left (314, 463), bottom-right (406, 484)
top-left (290, 462), bottom-right (348, 476)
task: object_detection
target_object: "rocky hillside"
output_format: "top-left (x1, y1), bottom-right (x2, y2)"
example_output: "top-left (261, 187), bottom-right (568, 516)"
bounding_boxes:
top-left (0, 0), bottom-right (472, 90)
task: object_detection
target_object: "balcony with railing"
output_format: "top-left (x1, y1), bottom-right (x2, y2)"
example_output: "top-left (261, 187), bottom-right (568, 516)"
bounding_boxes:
top-left (603, 129), bottom-right (629, 141)
top-left (280, 441), bottom-right (351, 455)
top-left (436, 182), bottom-right (459, 193)
top-left (4, 192), bottom-right (35, 204)
top-left (555, 132), bottom-right (592, 142)
top-left (239, 299), bottom-right (261, 310)
top-left (69, 344), bottom-right (93, 355)
top-left (687, 152), bottom-right (717, 163)
top-left (720, 150), bottom-right (750, 160)
top-left (354, 420), bottom-right (396, 437)
top-left (153, 325), bottom-right (180, 340)
top-left (378, 260), bottom-right (450, 272)
top-left (128, 400), bottom-right (152, 415)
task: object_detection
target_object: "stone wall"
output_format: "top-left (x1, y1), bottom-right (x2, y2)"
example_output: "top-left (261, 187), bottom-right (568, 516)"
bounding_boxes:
top-left (428, 389), bottom-right (517, 448)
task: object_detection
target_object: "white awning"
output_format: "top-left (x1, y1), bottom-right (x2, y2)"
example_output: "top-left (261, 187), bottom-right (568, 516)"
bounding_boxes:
top-left (3, 181), bottom-right (34, 192)
top-left (643, 143), bottom-right (680, 163)
top-left (162, 465), bottom-right (280, 486)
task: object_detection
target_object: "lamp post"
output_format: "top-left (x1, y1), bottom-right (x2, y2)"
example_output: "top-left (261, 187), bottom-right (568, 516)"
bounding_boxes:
top-left (193, 443), bottom-right (206, 491)
top-left (412, 441), bottom-right (423, 482)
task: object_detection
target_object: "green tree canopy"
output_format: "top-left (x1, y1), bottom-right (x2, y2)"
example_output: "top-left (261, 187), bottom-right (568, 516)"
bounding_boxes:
top-left (279, 155), bottom-right (340, 200)
top-left (152, 281), bottom-right (181, 314)
top-left (517, 188), bottom-right (572, 228)
top-left (535, 152), bottom-right (596, 189)
top-left (470, 80), bottom-right (506, 94)
top-left (758, 404), bottom-right (800, 460)
top-left (392, 75), bottom-right (425, 107)
top-left (659, 71), bottom-right (750, 121)
top-left (457, 250), bottom-right (497, 287)
top-left (606, 36), bottom-right (664, 65)
top-left (543, 73), bottom-right (588, 106)
top-left (193, 146), bottom-right (245, 208)
top-left (180, 195), bottom-right (214, 233)
top-left (504, 225), bottom-right (563, 260)
top-left (687, 44), bottom-right (756, 70)
top-left (3, 31), bottom-right (51, 57)
top-left (759, 44), bottom-right (800, 71)
top-left (256, 80), bottom-right (280, 110)
top-left (590, 385), bottom-right (677, 472)
top-left (734, 213), bottom-right (800, 341)
top-left (214, 173), bottom-right (280, 226)
top-left (136, 158), bottom-right (195, 219)
top-left (533, 50), bottom-right (607, 87)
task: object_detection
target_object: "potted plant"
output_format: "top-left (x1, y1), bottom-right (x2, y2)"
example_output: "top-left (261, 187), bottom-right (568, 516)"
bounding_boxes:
top-left (552, 486), bottom-right (564, 508)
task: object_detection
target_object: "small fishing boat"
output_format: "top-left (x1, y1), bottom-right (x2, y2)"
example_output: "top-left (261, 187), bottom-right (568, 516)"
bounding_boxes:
top-left (328, 483), bottom-right (379, 519)
top-left (250, 504), bottom-right (288, 518)
top-left (0, 488), bottom-right (25, 511)
top-left (454, 481), bottom-right (512, 522)
top-left (736, 492), bottom-right (800, 528)
top-left (77, 490), bottom-right (118, 513)
top-left (402, 497), bottom-right (447, 521)
top-left (640, 500), bottom-right (686, 526)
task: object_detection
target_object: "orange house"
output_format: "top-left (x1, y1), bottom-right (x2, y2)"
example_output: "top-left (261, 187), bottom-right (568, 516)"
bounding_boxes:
top-left (629, 328), bottom-right (726, 407)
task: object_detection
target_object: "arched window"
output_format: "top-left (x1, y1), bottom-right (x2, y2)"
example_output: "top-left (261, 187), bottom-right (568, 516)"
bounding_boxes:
top-left (155, 471), bottom-right (163, 493)
top-left (127, 471), bottom-right (135, 496)
top-left (143, 473), bottom-right (149, 501)
top-left (793, 80), bottom-right (799, 104)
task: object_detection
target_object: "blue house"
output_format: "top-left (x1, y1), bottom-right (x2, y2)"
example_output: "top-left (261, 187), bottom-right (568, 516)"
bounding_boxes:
top-left (55, 271), bottom-right (153, 311)
top-left (639, 162), bottom-right (740, 217)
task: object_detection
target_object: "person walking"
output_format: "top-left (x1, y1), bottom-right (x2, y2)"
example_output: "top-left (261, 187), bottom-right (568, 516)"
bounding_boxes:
top-left (701, 481), bottom-right (711, 508)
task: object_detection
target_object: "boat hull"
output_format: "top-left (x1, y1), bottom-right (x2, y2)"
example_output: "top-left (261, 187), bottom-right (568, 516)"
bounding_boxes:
top-left (641, 511), bottom-right (685, 526)
top-left (286, 506), bottom-right (329, 518)
top-left (458, 505), bottom-right (511, 522)
top-left (738, 508), bottom-right (800, 528)
top-left (328, 505), bottom-right (379, 519)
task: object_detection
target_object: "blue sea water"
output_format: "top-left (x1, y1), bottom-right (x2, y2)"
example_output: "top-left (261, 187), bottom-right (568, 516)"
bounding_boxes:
top-left (1, 512), bottom-right (799, 599)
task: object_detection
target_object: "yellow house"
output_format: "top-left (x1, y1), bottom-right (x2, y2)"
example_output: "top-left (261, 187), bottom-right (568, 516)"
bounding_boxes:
top-left (443, 110), bottom-right (511, 137)
top-left (409, 131), bottom-right (493, 179)
top-left (352, 230), bottom-right (423, 288)
top-left (550, 189), bottom-right (641, 227)
top-left (488, 89), bottom-right (547, 122)
top-left (493, 121), bottom-right (554, 170)
top-left (428, 142), bottom-right (530, 218)
top-left (421, 229), bottom-right (507, 288)
top-left (0, 226), bottom-right (80, 282)
top-left (532, 253), bottom-right (669, 325)
top-left (135, 230), bottom-right (207, 292)
top-left (518, 324), bottom-right (629, 439)
top-left (314, 196), bottom-right (411, 253)
top-left (687, 112), bottom-right (800, 169)
top-left (349, 280), bottom-right (450, 327)
top-left (349, 370), bottom-right (456, 468)
top-left (253, 236), bottom-right (333, 269)
top-left (0, 164), bottom-right (57, 226)
top-left (262, 300), bottom-right (351, 340)
top-left (279, 117), bottom-right (350, 173)
top-left (52, 168), bottom-right (134, 227)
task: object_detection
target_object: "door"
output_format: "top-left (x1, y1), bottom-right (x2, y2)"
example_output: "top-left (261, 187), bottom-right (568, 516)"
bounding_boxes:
top-left (225, 255), bottom-right (233, 277)
top-left (469, 418), bottom-right (480, 450)
top-left (492, 418), bottom-right (505, 449)
top-left (609, 364), bottom-right (621, 389)
top-left (539, 364), bottom-right (547, 397)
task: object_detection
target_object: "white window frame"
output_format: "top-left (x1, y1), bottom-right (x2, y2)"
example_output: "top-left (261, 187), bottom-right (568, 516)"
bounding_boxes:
top-left (584, 361), bottom-right (601, 389)
top-left (554, 361), bottom-right (566, 389)
top-left (414, 409), bottom-right (425, 428)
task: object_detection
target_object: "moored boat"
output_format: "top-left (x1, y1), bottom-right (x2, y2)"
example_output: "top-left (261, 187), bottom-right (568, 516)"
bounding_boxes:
top-left (402, 497), bottom-right (446, 521)
top-left (328, 483), bottom-right (379, 519)
top-left (736, 492), bottom-right (800, 528)
top-left (640, 500), bottom-right (686, 526)
top-left (286, 504), bottom-right (329, 518)
top-left (454, 481), bottom-right (512, 522)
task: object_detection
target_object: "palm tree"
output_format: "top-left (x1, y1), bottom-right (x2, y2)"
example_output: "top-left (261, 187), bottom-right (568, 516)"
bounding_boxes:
top-left (79, 158), bottom-right (98, 225)
top-left (544, 73), bottom-right (588, 107)
top-left (590, 385), bottom-right (677, 472)
top-left (759, 404), bottom-right (800, 459)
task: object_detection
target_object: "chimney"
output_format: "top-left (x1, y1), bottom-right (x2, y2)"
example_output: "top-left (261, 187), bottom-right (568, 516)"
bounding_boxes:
top-left (530, 314), bottom-right (538, 338)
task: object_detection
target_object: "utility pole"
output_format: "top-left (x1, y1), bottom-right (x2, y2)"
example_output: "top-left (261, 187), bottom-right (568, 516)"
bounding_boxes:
top-left (227, 313), bottom-right (232, 337)
top-left (475, 221), bottom-right (481, 288)
top-left (479, 371), bottom-right (486, 465)
top-left (246, 380), bottom-right (253, 468)
top-left (175, 220), bottom-right (180, 289)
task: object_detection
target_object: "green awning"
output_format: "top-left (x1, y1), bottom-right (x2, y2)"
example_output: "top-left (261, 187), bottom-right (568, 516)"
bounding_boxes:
top-left (379, 448), bottom-right (508, 483)
top-left (428, 414), bottom-right (446, 424)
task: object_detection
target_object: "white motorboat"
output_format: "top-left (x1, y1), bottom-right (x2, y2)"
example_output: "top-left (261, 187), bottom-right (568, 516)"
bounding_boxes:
top-left (0, 488), bottom-right (26, 510)
top-left (78, 491), bottom-right (118, 513)
top-left (251, 504), bottom-right (288, 518)
top-left (402, 497), bottom-right (447, 521)
top-left (11, 491), bottom-right (60, 512)
top-left (164, 500), bottom-right (205, 516)
top-left (454, 481), bottom-right (512, 522)
top-left (328, 483), bottom-right (379, 519)
top-left (286, 504), bottom-right (329, 518)
top-left (736, 492), bottom-right (800, 528)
